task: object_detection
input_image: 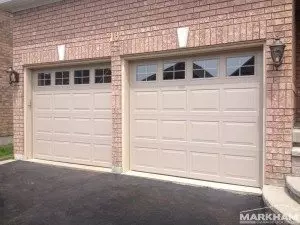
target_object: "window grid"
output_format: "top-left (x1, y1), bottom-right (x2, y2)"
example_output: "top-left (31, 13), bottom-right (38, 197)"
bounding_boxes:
top-left (74, 70), bottom-right (90, 84)
top-left (163, 62), bottom-right (185, 80)
top-left (227, 56), bottom-right (255, 77)
top-left (38, 73), bottom-right (51, 86)
top-left (193, 59), bottom-right (218, 79)
top-left (136, 64), bottom-right (157, 81)
top-left (95, 68), bottom-right (112, 83)
top-left (55, 71), bottom-right (70, 85)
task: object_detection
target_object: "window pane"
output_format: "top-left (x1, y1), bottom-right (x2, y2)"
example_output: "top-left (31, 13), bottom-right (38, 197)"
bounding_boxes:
top-left (63, 78), bottom-right (69, 85)
top-left (193, 70), bottom-right (205, 78)
top-left (137, 65), bottom-right (147, 74)
top-left (45, 79), bottom-right (51, 86)
top-left (227, 67), bottom-right (239, 76)
top-left (163, 63), bottom-right (175, 71)
top-left (241, 66), bottom-right (254, 76)
top-left (104, 68), bottom-right (111, 75)
top-left (75, 70), bottom-right (82, 78)
top-left (205, 68), bottom-right (217, 77)
top-left (137, 73), bottom-right (149, 81)
top-left (75, 78), bottom-right (82, 84)
top-left (38, 73), bottom-right (45, 79)
top-left (163, 72), bottom-right (173, 80)
top-left (63, 71), bottom-right (69, 78)
top-left (174, 71), bottom-right (185, 79)
top-left (83, 77), bottom-right (89, 84)
top-left (45, 73), bottom-right (51, 80)
top-left (55, 79), bottom-right (62, 85)
top-left (227, 57), bottom-right (239, 67)
top-left (174, 62), bottom-right (185, 71)
top-left (83, 70), bottom-right (89, 77)
top-left (95, 69), bottom-right (104, 76)
top-left (55, 72), bottom-right (62, 79)
top-left (147, 74), bottom-right (156, 81)
top-left (241, 56), bottom-right (254, 66)
top-left (104, 76), bottom-right (111, 83)
top-left (148, 65), bottom-right (157, 74)
top-left (193, 61), bottom-right (205, 70)
top-left (206, 59), bottom-right (218, 68)
top-left (95, 76), bottom-right (103, 83)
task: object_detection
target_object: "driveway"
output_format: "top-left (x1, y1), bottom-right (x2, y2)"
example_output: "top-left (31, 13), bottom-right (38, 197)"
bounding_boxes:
top-left (0, 161), bottom-right (264, 225)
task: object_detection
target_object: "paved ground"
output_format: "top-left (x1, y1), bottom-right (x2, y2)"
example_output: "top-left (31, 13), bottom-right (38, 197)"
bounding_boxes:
top-left (0, 161), bottom-right (264, 225)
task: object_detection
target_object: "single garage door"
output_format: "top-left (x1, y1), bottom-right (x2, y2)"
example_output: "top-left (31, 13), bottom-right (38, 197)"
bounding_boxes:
top-left (33, 65), bottom-right (112, 167)
top-left (130, 51), bottom-right (262, 187)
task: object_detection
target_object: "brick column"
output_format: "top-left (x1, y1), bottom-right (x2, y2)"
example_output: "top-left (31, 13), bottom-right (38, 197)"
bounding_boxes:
top-left (111, 35), bottom-right (122, 172)
top-left (265, 3), bottom-right (295, 185)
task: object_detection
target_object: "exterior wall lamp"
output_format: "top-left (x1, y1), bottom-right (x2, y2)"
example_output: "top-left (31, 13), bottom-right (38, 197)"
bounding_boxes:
top-left (6, 67), bottom-right (20, 85)
top-left (269, 37), bottom-right (286, 70)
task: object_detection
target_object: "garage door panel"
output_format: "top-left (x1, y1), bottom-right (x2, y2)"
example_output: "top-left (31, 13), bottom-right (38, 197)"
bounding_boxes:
top-left (72, 142), bottom-right (92, 161)
top-left (93, 144), bottom-right (112, 166)
top-left (133, 91), bottom-right (158, 111)
top-left (53, 117), bottom-right (70, 134)
top-left (190, 121), bottom-right (219, 143)
top-left (161, 149), bottom-right (187, 175)
top-left (94, 119), bottom-right (112, 136)
top-left (161, 120), bottom-right (187, 141)
top-left (161, 90), bottom-right (187, 111)
top-left (34, 94), bottom-right (52, 111)
top-left (190, 152), bottom-right (220, 175)
top-left (134, 119), bottom-right (158, 140)
top-left (73, 93), bottom-right (92, 110)
top-left (222, 122), bottom-right (257, 146)
top-left (34, 140), bottom-right (52, 156)
top-left (221, 154), bottom-right (258, 180)
top-left (52, 141), bottom-right (70, 158)
top-left (35, 117), bottom-right (52, 133)
top-left (132, 147), bottom-right (159, 169)
top-left (189, 89), bottom-right (220, 112)
top-left (94, 92), bottom-right (111, 111)
top-left (222, 87), bottom-right (258, 112)
top-left (53, 93), bottom-right (71, 110)
top-left (72, 118), bottom-right (92, 135)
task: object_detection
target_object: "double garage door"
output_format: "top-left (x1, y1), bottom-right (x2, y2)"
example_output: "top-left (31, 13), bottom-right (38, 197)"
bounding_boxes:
top-left (33, 51), bottom-right (262, 187)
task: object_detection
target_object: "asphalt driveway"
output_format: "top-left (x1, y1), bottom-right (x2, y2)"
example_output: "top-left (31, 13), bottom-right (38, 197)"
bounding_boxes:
top-left (0, 161), bottom-right (264, 225)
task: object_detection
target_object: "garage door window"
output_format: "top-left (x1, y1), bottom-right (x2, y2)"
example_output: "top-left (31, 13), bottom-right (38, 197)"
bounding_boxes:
top-left (227, 56), bottom-right (255, 76)
top-left (55, 71), bottom-right (69, 85)
top-left (193, 59), bottom-right (218, 78)
top-left (95, 68), bottom-right (112, 83)
top-left (163, 62), bottom-right (185, 80)
top-left (136, 64), bottom-right (157, 81)
top-left (74, 70), bottom-right (89, 84)
top-left (38, 73), bottom-right (51, 86)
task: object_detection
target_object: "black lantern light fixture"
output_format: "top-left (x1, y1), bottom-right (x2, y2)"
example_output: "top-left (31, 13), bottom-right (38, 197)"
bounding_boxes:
top-left (269, 37), bottom-right (286, 70)
top-left (6, 67), bottom-right (19, 85)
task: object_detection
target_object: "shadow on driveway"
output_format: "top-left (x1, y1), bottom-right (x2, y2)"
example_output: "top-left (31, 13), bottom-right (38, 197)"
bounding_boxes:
top-left (0, 161), bottom-right (264, 225)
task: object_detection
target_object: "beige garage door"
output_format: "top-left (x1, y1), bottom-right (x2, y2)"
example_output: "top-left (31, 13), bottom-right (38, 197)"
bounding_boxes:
top-left (130, 51), bottom-right (262, 187)
top-left (33, 65), bottom-right (112, 167)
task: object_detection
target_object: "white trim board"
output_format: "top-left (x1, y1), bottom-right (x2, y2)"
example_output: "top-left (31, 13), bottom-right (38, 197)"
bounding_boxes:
top-left (125, 171), bottom-right (262, 195)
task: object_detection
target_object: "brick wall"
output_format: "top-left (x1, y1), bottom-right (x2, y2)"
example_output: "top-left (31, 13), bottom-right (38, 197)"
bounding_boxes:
top-left (0, 10), bottom-right (13, 137)
top-left (12, 0), bottom-right (295, 185)
top-left (296, 6), bottom-right (300, 121)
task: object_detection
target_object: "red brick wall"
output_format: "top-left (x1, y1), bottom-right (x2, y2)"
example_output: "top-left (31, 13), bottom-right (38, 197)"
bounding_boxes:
top-left (0, 10), bottom-right (13, 137)
top-left (12, 0), bottom-right (295, 186)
